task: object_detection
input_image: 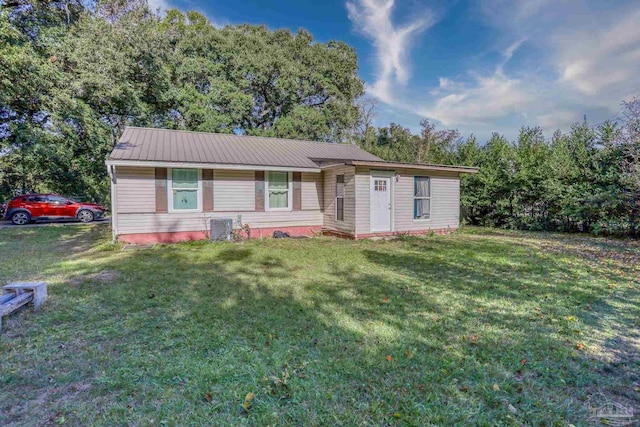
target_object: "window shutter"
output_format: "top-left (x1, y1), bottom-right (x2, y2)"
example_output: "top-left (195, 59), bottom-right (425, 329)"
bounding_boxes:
top-left (255, 171), bottom-right (265, 211)
top-left (202, 169), bottom-right (214, 212)
top-left (293, 172), bottom-right (302, 211)
top-left (155, 168), bottom-right (168, 213)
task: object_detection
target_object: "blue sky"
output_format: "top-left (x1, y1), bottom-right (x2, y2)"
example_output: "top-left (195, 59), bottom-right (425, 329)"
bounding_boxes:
top-left (150, 0), bottom-right (640, 141)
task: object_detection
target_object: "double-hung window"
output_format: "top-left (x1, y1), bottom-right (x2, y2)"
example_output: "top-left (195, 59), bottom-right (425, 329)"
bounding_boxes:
top-left (267, 171), bottom-right (291, 210)
top-left (414, 176), bottom-right (430, 220)
top-left (170, 168), bottom-right (201, 212)
top-left (335, 174), bottom-right (345, 221)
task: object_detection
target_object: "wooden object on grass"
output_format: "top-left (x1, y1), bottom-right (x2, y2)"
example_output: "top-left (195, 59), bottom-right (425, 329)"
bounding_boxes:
top-left (0, 281), bottom-right (47, 332)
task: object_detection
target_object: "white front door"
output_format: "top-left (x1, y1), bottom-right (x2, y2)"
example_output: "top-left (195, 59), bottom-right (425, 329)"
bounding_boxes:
top-left (370, 176), bottom-right (392, 232)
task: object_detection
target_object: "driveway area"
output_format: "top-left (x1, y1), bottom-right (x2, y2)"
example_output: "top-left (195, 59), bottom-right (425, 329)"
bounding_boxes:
top-left (0, 217), bottom-right (110, 230)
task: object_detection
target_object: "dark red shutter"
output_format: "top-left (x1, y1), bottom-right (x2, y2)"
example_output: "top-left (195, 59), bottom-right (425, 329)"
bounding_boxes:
top-left (293, 172), bottom-right (302, 211)
top-left (255, 171), bottom-right (265, 211)
top-left (202, 169), bottom-right (214, 212)
top-left (155, 168), bottom-right (168, 213)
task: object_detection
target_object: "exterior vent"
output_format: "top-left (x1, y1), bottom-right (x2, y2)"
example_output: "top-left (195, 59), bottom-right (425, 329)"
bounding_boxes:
top-left (210, 219), bottom-right (233, 241)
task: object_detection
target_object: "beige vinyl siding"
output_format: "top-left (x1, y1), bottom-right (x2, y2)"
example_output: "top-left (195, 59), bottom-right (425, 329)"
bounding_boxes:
top-left (213, 170), bottom-right (255, 211)
top-left (114, 166), bottom-right (324, 237)
top-left (393, 168), bottom-right (460, 232)
top-left (115, 166), bottom-right (156, 213)
top-left (117, 210), bottom-right (323, 236)
top-left (354, 166), bottom-right (460, 235)
top-left (354, 168), bottom-right (371, 235)
top-left (301, 172), bottom-right (322, 210)
top-left (322, 165), bottom-right (355, 233)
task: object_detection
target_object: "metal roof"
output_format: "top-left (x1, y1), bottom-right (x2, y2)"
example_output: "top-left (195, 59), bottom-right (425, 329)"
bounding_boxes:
top-left (108, 127), bottom-right (381, 169)
top-left (347, 160), bottom-right (479, 174)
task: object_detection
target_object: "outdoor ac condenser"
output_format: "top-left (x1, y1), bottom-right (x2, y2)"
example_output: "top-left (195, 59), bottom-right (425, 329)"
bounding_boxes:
top-left (210, 218), bottom-right (233, 241)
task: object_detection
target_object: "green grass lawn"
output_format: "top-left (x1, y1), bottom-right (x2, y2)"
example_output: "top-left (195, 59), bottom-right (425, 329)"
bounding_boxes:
top-left (0, 226), bottom-right (638, 426)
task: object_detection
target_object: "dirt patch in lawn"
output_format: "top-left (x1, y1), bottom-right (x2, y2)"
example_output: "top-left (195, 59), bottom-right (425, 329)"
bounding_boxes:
top-left (1, 380), bottom-right (93, 427)
top-left (536, 238), bottom-right (640, 267)
top-left (70, 270), bottom-right (119, 286)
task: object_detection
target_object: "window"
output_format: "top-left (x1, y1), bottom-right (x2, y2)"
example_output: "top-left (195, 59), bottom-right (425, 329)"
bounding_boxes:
top-left (267, 171), bottom-right (291, 210)
top-left (374, 179), bottom-right (387, 191)
top-left (25, 196), bottom-right (46, 202)
top-left (46, 195), bottom-right (69, 205)
top-left (336, 174), bottom-right (345, 221)
top-left (414, 177), bottom-right (430, 220)
top-left (170, 168), bottom-right (200, 211)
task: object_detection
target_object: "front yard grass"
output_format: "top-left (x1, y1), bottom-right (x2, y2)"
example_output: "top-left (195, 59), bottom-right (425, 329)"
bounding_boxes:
top-left (0, 226), bottom-right (638, 426)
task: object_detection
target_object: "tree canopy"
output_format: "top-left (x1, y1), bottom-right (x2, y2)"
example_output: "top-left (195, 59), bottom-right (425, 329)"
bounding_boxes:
top-left (0, 0), bottom-right (363, 201)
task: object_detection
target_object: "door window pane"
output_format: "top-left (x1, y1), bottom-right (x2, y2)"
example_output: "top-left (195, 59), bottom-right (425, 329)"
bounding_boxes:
top-left (374, 180), bottom-right (387, 191)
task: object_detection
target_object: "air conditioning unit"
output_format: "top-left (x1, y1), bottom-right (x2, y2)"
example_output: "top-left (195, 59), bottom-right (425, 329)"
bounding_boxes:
top-left (210, 218), bottom-right (233, 241)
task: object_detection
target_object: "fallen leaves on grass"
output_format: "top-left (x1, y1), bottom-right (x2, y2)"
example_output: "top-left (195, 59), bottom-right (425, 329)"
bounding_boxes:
top-left (515, 370), bottom-right (523, 381)
top-left (263, 367), bottom-right (291, 398)
top-left (241, 392), bottom-right (255, 412)
top-left (506, 402), bottom-right (518, 414)
top-left (386, 355), bottom-right (393, 362)
top-left (465, 334), bottom-right (481, 346)
top-left (493, 383), bottom-right (500, 391)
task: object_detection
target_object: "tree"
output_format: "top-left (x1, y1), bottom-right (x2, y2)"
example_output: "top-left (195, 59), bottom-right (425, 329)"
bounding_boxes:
top-left (416, 119), bottom-right (460, 164)
top-left (615, 98), bottom-right (640, 235)
top-left (0, 1), bottom-right (366, 202)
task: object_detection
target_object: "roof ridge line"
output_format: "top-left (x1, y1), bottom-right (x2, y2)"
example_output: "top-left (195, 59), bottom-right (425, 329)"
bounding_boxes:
top-left (124, 126), bottom-right (357, 147)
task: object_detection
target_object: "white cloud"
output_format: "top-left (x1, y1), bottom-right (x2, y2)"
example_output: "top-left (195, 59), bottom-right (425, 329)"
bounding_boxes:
top-left (146, 0), bottom-right (229, 27)
top-left (355, 0), bottom-right (640, 138)
top-left (554, 8), bottom-right (640, 97)
top-left (346, 0), bottom-right (435, 104)
top-left (147, 0), bottom-right (174, 14)
top-left (421, 32), bottom-right (534, 127)
top-left (502, 38), bottom-right (527, 63)
top-left (421, 70), bottom-right (532, 126)
top-left (537, 110), bottom-right (580, 129)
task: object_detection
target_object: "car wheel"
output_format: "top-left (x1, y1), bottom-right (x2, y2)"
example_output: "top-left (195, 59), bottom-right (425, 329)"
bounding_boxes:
top-left (11, 211), bottom-right (31, 225)
top-left (77, 209), bottom-right (94, 223)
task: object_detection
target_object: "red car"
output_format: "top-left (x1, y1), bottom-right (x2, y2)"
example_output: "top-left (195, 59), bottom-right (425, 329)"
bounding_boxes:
top-left (3, 194), bottom-right (106, 225)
